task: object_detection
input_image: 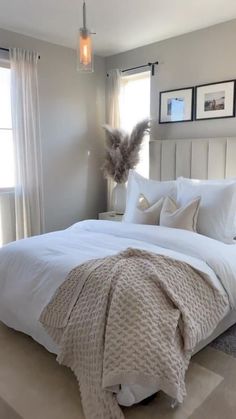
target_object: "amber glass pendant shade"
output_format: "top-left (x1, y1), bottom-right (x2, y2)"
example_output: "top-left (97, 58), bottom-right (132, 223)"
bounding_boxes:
top-left (77, 28), bottom-right (94, 72)
top-left (76, 2), bottom-right (94, 73)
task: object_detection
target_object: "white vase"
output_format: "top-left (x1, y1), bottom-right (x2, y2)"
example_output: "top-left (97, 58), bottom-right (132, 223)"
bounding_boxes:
top-left (112, 183), bottom-right (126, 214)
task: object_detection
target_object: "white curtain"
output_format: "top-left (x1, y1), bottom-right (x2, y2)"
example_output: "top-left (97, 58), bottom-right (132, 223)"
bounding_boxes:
top-left (9, 48), bottom-right (44, 239)
top-left (106, 69), bottom-right (121, 210)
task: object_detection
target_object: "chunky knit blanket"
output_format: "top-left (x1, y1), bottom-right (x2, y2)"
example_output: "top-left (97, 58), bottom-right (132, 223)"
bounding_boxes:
top-left (40, 248), bottom-right (228, 419)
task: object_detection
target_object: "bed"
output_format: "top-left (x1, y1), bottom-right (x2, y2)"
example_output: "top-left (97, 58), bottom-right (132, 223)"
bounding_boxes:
top-left (0, 137), bottom-right (236, 414)
top-left (149, 136), bottom-right (236, 349)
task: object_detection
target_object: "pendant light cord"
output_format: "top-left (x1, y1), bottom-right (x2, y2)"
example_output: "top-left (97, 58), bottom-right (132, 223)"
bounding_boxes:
top-left (83, 1), bottom-right (86, 29)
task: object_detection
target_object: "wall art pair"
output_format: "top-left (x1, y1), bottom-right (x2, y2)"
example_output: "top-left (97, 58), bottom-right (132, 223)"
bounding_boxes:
top-left (159, 80), bottom-right (235, 123)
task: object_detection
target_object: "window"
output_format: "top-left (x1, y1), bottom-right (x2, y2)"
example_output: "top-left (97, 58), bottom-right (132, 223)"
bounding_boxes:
top-left (0, 66), bottom-right (14, 189)
top-left (120, 71), bottom-right (150, 178)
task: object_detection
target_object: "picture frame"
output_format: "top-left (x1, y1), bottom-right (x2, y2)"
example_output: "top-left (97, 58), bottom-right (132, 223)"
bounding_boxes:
top-left (159, 87), bottom-right (194, 124)
top-left (195, 80), bottom-right (236, 120)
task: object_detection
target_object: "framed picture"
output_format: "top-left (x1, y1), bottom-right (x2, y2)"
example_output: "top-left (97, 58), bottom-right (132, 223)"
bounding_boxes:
top-left (195, 80), bottom-right (235, 120)
top-left (159, 87), bottom-right (194, 123)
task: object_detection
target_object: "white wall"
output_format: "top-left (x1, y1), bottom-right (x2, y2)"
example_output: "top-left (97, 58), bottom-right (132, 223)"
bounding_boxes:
top-left (106, 19), bottom-right (236, 141)
top-left (0, 27), bottom-right (107, 232)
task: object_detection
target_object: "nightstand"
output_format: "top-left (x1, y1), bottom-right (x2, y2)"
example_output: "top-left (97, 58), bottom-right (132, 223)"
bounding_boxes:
top-left (98, 211), bottom-right (123, 222)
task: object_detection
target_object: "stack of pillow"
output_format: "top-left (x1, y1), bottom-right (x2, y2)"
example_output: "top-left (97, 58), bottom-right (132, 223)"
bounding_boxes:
top-left (122, 170), bottom-right (236, 244)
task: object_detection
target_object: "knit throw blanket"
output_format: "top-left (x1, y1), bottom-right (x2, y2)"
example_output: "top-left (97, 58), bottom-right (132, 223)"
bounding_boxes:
top-left (40, 249), bottom-right (228, 419)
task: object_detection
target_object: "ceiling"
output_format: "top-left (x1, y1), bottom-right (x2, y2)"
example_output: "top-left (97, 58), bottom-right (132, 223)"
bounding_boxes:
top-left (0, 0), bottom-right (236, 57)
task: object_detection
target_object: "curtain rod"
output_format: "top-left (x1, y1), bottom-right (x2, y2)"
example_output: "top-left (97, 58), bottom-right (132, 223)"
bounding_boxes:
top-left (0, 47), bottom-right (40, 59)
top-left (107, 61), bottom-right (158, 77)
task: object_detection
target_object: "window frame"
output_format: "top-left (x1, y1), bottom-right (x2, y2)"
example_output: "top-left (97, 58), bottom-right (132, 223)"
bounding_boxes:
top-left (0, 48), bottom-right (10, 69)
top-left (0, 57), bottom-right (14, 193)
top-left (0, 187), bottom-right (14, 194)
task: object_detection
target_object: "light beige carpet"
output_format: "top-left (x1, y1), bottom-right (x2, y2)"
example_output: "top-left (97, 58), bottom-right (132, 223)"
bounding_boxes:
top-left (0, 322), bottom-right (235, 419)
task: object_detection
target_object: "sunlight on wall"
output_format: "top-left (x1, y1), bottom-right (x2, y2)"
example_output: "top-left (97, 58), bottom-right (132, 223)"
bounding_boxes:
top-left (120, 71), bottom-right (150, 178)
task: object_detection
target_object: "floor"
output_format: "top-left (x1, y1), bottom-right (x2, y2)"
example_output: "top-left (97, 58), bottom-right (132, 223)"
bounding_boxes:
top-left (0, 322), bottom-right (236, 419)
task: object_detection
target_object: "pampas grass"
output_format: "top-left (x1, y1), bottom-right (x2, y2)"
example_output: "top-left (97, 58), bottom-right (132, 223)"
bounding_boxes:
top-left (102, 119), bottom-right (150, 183)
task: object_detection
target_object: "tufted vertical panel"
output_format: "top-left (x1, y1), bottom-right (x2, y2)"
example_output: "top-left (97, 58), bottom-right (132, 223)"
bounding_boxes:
top-left (150, 137), bottom-right (236, 180)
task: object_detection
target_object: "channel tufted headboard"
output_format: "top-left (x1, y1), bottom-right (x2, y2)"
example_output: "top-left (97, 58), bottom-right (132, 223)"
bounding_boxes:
top-left (149, 138), bottom-right (236, 181)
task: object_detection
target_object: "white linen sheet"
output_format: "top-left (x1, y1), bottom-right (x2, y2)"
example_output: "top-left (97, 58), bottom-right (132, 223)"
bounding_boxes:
top-left (0, 220), bottom-right (235, 406)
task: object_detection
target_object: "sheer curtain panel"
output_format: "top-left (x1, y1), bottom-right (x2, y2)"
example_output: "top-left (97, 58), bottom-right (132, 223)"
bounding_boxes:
top-left (10, 48), bottom-right (44, 239)
top-left (106, 69), bottom-right (121, 210)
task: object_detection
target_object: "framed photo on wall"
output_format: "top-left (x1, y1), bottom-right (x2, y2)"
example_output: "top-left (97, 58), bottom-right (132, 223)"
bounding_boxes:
top-left (195, 80), bottom-right (235, 120)
top-left (159, 87), bottom-right (194, 123)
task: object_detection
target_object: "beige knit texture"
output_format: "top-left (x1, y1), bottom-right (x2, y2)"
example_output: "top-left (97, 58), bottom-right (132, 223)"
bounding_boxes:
top-left (40, 249), bottom-right (228, 419)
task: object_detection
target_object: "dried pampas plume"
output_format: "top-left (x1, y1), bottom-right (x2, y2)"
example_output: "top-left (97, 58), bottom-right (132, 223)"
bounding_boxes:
top-left (102, 119), bottom-right (150, 184)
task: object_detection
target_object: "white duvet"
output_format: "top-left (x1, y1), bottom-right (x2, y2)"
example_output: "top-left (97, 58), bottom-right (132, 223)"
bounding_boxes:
top-left (0, 220), bottom-right (236, 406)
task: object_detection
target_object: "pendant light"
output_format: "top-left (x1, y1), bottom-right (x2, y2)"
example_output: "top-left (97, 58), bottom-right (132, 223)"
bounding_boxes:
top-left (77, 1), bottom-right (95, 73)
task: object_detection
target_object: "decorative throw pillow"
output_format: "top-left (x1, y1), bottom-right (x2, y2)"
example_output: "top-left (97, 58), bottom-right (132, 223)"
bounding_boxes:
top-left (137, 194), bottom-right (150, 210)
top-left (124, 194), bottom-right (164, 225)
top-left (160, 196), bottom-right (201, 232)
top-left (123, 170), bottom-right (177, 223)
top-left (177, 178), bottom-right (236, 243)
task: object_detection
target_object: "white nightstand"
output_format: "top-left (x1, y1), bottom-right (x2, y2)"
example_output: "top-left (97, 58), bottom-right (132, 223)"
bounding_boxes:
top-left (99, 211), bottom-right (123, 222)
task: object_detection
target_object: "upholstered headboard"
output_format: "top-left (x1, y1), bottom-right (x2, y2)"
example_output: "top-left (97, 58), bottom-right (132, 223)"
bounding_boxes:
top-left (150, 138), bottom-right (236, 181)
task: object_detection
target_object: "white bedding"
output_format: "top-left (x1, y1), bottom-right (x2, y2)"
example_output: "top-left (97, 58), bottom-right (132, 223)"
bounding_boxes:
top-left (0, 219), bottom-right (235, 405)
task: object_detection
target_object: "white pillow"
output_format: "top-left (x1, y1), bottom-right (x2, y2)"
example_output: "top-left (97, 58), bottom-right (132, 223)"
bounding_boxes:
top-left (123, 170), bottom-right (177, 223)
top-left (177, 178), bottom-right (236, 243)
top-left (160, 196), bottom-right (200, 232)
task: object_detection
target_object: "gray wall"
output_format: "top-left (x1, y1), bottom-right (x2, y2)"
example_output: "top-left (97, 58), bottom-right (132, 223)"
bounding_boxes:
top-left (0, 27), bottom-right (107, 232)
top-left (2, 19), bottom-right (236, 231)
top-left (106, 19), bottom-right (236, 141)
